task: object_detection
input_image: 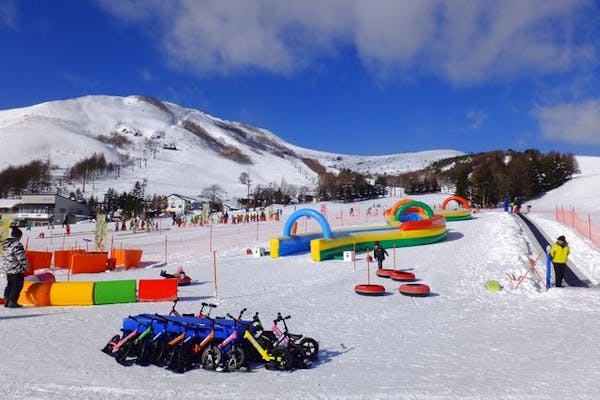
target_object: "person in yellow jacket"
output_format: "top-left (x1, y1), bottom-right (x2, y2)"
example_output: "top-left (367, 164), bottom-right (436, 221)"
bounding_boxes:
top-left (549, 235), bottom-right (570, 287)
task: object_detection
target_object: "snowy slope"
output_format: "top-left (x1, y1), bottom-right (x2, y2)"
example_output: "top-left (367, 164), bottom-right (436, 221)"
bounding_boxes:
top-left (0, 95), bottom-right (462, 200)
top-left (0, 158), bottom-right (599, 399)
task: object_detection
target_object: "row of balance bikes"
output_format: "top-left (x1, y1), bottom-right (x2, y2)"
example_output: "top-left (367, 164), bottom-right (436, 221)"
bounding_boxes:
top-left (101, 300), bottom-right (319, 373)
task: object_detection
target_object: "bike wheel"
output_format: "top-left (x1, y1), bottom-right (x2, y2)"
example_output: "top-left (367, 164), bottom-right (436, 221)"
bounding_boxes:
top-left (225, 347), bottom-right (246, 371)
top-left (151, 338), bottom-right (169, 366)
top-left (167, 344), bottom-right (187, 373)
top-left (136, 340), bottom-right (154, 365)
top-left (271, 346), bottom-right (293, 371)
top-left (114, 341), bottom-right (134, 365)
top-left (201, 345), bottom-right (222, 370)
top-left (299, 337), bottom-right (319, 360)
top-left (101, 334), bottom-right (121, 355)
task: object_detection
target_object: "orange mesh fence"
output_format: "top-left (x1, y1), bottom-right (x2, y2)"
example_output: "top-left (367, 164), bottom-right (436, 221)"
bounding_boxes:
top-left (555, 206), bottom-right (600, 248)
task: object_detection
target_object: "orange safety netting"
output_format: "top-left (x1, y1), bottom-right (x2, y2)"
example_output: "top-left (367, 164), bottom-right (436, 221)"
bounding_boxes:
top-left (555, 206), bottom-right (600, 248)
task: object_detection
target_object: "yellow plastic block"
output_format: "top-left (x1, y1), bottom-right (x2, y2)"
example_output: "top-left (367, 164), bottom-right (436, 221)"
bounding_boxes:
top-left (49, 281), bottom-right (95, 306)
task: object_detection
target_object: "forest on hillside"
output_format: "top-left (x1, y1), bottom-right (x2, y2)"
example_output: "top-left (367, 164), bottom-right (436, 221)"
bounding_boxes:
top-left (0, 149), bottom-right (578, 212)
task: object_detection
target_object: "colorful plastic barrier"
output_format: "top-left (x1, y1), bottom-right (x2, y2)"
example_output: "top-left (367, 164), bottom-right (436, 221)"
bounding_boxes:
top-left (49, 281), bottom-right (95, 306)
top-left (18, 281), bottom-right (53, 306)
top-left (70, 252), bottom-right (108, 274)
top-left (16, 277), bottom-right (179, 307)
top-left (25, 251), bottom-right (53, 275)
top-left (93, 279), bottom-right (137, 305)
top-left (53, 249), bottom-right (86, 268)
top-left (111, 249), bottom-right (143, 269)
top-left (138, 278), bottom-right (178, 302)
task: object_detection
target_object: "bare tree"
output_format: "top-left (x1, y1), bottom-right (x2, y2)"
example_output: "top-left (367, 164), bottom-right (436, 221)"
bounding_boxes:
top-left (201, 184), bottom-right (227, 211)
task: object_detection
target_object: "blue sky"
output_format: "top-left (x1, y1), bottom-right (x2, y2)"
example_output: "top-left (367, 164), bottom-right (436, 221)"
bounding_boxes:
top-left (1, 0), bottom-right (600, 156)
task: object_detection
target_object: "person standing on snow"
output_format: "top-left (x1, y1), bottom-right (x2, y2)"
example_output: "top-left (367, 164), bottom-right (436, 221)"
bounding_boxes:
top-left (1, 227), bottom-right (29, 308)
top-left (373, 241), bottom-right (389, 269)
top-left (549, 235), bottom-right (570, 287)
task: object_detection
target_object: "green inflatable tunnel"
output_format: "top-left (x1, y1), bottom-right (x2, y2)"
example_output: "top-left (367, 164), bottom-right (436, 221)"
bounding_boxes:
top-left (93, 279), bottom-right (137, 305)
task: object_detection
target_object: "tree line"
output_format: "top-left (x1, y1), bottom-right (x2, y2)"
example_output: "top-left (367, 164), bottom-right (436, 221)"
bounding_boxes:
top-left (317, 168), bottom-right (386, 202)
top-left (0, 160), bottom-right (52, 197)
top-left (0, 149), bottom-right (578, 214)
top-left (381, 149), bottom-right (578, 206)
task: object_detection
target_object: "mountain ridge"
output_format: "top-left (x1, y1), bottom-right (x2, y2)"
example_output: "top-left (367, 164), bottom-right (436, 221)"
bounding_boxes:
top-left (0, 95), bottom-right (464, 200)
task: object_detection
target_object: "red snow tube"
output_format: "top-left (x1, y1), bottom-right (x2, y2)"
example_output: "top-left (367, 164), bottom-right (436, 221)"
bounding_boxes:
top-left (376, 269), bottom-right (397, 278)
top-left (177, 275), bottom-right (192, 286)
top-left (354, 284), bottom-right (386, 296)
top-left (390, 271), bottom-right (416, 282)
top-left (398, 283), bottom-right (430, 297)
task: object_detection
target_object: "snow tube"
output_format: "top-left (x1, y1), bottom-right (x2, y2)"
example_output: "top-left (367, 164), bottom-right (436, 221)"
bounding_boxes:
top-left (390, 271), bottom-right (416, 282)
top-left (354, 284), bottom-right (386, 296)
top-left (177, 275), bottom-right (192, 286)
top-left (376, 269), bottom-right (397, 278)
top-left (398, 283), bottom-right (430, 297)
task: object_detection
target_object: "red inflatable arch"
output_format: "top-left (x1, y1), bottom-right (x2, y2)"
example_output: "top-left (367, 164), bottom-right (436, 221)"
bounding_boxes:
top-left (441, 196), bottom-right (470, 210)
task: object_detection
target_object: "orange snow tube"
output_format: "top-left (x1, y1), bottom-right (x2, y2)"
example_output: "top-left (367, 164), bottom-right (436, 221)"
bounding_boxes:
top-left (398, 283), bottom-right (430, 297)
top-left (354, 284), bottom-right (386, 296)
top-left (390, 271), bottom-right (416, 282)
top-left (375, 269), bottom-right (397, 278)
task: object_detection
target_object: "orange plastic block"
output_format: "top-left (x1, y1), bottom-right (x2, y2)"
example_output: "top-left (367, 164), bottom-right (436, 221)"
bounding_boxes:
top-left (25, 251), bottom-right (53, 275)
top-left (111, 249), bottom-right (143, 269)
top-left (70, 253), bottom-right (108, 274)
top-left (138, 278), bottom-right (178, 302)
top-left (53, 249), bottom-right (85, 269)
top-left (18, 281), bottom-right (53, 307)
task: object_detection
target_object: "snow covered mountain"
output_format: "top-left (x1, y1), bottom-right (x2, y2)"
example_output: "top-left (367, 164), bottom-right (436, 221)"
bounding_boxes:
top-left (0, 95), bottom-right (463, 200)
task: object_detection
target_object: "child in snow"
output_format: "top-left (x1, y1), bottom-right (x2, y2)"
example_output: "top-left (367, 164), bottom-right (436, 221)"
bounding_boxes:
top-left (373, 241), bottom-right (389, 269)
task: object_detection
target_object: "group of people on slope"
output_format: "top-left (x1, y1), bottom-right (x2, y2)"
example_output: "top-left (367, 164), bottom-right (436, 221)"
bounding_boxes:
top-left (0, 225), bottom-right (575, 311)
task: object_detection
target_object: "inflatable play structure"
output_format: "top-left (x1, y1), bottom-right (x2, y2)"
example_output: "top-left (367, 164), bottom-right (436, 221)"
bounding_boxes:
top-left (270, 200), bottom-right (446, 261)
top-left (436, 195), bottom-right (472, 221)
top-left (18, 277), bottom-right (177, 307)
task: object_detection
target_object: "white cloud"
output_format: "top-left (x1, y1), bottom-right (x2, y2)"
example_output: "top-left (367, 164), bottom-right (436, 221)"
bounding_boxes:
top-left (534, 100), bottom-right (600, 144)
top-left (466, 110), bottom-right (488, 130)
top-left (0, 0), bottom-right (18, 29)
top-left (96, 0), bottom-right (599, 84)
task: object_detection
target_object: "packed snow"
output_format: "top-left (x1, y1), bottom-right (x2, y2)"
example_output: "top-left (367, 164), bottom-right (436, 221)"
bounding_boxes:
top-left (1, 156), bottom-right (599, 399)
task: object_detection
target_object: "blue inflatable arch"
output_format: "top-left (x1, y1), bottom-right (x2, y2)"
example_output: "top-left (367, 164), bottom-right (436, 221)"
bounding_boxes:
top-left (282, 209), bottom-right (333, 239)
